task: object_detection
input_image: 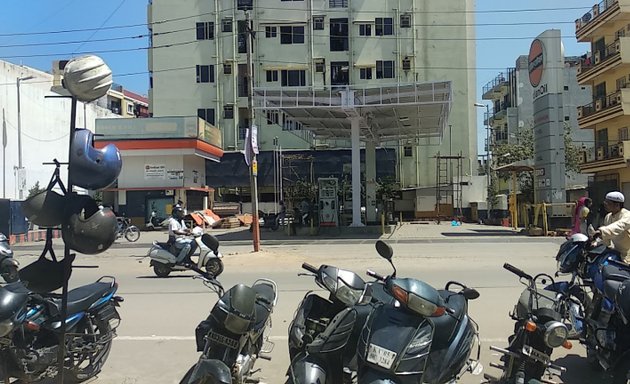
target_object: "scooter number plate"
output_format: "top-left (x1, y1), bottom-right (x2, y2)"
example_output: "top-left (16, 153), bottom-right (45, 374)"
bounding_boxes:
top-left (207, 331), bottom-right (239, 349)
top-left (367, 344), bottom-right (397, 369)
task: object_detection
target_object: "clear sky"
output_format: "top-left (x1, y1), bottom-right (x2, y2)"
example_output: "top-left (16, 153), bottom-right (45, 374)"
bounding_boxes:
top-left (0, 0), bottom-right (597, 153)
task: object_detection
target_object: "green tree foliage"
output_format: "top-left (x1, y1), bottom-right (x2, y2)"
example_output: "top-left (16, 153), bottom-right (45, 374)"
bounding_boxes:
top-left (26, 181), bottom-right (46, 199)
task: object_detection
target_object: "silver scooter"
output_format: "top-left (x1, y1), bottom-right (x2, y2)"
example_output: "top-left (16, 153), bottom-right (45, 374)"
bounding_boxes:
top-left (0, 233), bottom-right (19, 283)
top-left (148, 227), bottom-right (224, 278)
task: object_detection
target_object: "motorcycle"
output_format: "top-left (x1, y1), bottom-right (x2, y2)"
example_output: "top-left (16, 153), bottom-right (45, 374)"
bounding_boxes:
top-left (288, 240), bottom-right (483, 383)
top-left (115, 217), bottom-right (141, 242)
top-left (180, 273), bottom-right (278, 384)
top-left (0, 276), bottom-right (123, 382)
top-left (484, 264), bottom-right (571, 384)
top-left (148, 226), bottom-right (224, 278)
top-left (0, 233), bottom-right (19, 283)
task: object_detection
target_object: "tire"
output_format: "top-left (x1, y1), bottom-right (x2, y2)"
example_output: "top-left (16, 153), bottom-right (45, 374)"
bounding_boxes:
top-left (60, 313), bottom-right (114, 383)
top-left (205, 258), bottom-right (224, 278)
top-left (153, 264), bottom-right (172, 278)
top-left (1, 264), bottom-right (19, 283)
top-left (124, 226), bottom-right (141, 242)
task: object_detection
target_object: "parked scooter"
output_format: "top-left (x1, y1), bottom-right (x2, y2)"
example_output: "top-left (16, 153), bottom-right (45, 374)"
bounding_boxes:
top-left (145, 210), bottom-right (168, 231)
top-left (0, 233), bottom-right (19, 283)
top-left (484, 264), bottom-right (571, 384)
top-left (180, 272), bottom-right (278, 384)
top-left (148, 227), bottom-right (224, 278)
top-left (288, 240), bottom-right (483, 384)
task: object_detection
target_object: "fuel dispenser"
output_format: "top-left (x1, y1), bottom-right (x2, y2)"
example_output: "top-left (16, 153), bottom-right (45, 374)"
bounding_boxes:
top-left (318, 178), bottom-right (339, 227)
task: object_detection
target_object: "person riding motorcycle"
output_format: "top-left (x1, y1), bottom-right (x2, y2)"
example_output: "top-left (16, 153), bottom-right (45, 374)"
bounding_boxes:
top-left (594, 191), bottom-right (630, 263)
top-left (168, 207), bottom-right (196, 264)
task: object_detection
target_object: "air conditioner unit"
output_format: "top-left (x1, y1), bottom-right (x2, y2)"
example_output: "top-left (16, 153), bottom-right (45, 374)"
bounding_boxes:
top-left (575, 19), bottom-right (582, 30)
top-left (577, 106), bottom-right (583, 118)
top-left (587, 150), bottom-right (594, 161)
top-left (612, 145), bottom-right (620, 157)
top-left (618, 93), bottom-right (623, 103)
top-left (595, 51), bottom-right (601, 65)
top-left (616, 40), bottom-right (621, 53)
top-left (596, 99), bottom-right (603, 111)
top-left (619, 143), bottom-right (625, 156)
top-left (580, 151), bottom-right (587, 164)
top-left (597, 147), bottom-right (605, 160)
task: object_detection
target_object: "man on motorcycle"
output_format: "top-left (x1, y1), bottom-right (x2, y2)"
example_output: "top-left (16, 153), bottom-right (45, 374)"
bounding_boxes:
top-left (595, 191), bottom-right (630, 262)
top-left (168, 207), bottom-right (196, 264)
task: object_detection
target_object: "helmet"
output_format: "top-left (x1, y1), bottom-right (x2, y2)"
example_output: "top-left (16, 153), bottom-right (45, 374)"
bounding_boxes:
top-left (61, 194), bottom-right (117, 255)
top-left (62, 55), bottom-right (113, 102)
top-left (172, 206), bottom-right (184, 219)
top-left (68, 129), bottom-right (122, 190)
top-left (556, 233), bottom-right (588, 274)
top-left (22, 190), bottom-right (66, 227)
top-left (616, 279), bottom-right (630, 325)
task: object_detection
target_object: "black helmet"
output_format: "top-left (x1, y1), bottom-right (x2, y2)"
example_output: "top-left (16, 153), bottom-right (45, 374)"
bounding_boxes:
top-left (61, 194), bottom-right (117, 255)
top-left (616, 279), bottom-right (630, 325)
top-left (556, 233), bottom-right (588, 274)
top-left (68, 129), bottom-right (122, 190)
top-left (22, 190), bottom-right (66, 227)
top-left (172, 206), bottom-right (184, 218)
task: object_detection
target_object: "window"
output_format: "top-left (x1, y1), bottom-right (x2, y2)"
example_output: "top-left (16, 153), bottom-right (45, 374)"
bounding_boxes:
top-left (359, 24), bottom-right (371, 36)
top-left (404, 146), bottom-right (413, 157)
top-left (360, 68), bottom-right (372, 79)
top-left (616, 26), bottom-right (626, 39)
top-left (563, 85), bottom-right (569, 91)
top-left (196, 65), bottom-right (215, 83)
top-left (224, 63), bottom-right (232, 75)
top-left (223, 105), bottom-right (234, 119)
top-left (196, 22), bottom-right (214, 40)
top-left (237, 20), bottom-right (248, 53)
top-left (283, 114), bottom-right (303, 131)
top-left (400, 14), bottom-right (411, 28)
top-left (281, 70), bottom-right (306, 86)
top-left (564, 116), bottom-right (570, 121)
top-left (266, 110), bottom-right (280, 125)
top-left (126, 103), bottom-right (134, 115)
top-left (375, 18), bottom-right (393, 36)
top-left (330, 18), bottom-right (349, 51)
top-left (265, 26), bottom-right (277, 38)
top-left (315, 60), bottom-right (325, 73)
top-left (402, 57), bottom-right (411, 71)
top-left (616, 75), bottom-right (627, 90)
top-left (197, 108), bottom-right (215, 125)
top-left (222, 18), bottom-right (233, 33)
top-left (239, 126), bottom-right (248, 140)
top-left (266, 70), bottom-right (278, 82)
top-left (237, 0), bottom-right (253, 11)
top-left (376, 60), bottom-right (395, 79)
top-left (329, 0), bottom-right (347, 7)
top-left (280, 26), bottom-right (305, 44)
top-left (620, 127), bottom-right (629, 141)
top-left (313, 16), bottom-right (325, 30)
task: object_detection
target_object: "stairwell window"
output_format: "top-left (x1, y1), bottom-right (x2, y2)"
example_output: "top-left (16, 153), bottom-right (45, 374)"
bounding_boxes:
top-left (266, 70), bottom-right (278, 82)
top-left (197, 108), bottom-right (215, 125)
top-left (400, 14), bottom-right (411, 28)
top-left (375, 18), bottom-right (393, 36)
top-left (223, 63), bottom-right (232, 75)
top-left (266, 110), bottom-right (279, 125)
top-left (376, 60), bottom-right (395, 79)
top-left (313, 16), bottom-right (325, 30)
top-left (196, 65), bottom-right (215, 83)
top-left (223, 105), bottom-right (234, 119)
top-left (404, 146), bottom-right (413, 157)
top-left (360, 68), bottom-right (372, 79)
top-left (265, 26), bottom-right (277, 38)
top-left (196, 22), bottom-right (214, 40)
top-left (222, 18), bottom-right (233, 33)
top-left (281, 70), bottom-right (306, 86)
top-left (280, 26), bottom-right (305, 44)
top-left (359, 24), bottom-right (372, 36)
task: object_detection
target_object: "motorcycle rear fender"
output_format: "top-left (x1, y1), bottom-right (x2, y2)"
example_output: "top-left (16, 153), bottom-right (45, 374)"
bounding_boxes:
top-left (288, 353), bottom-right (327, 384)
top-left (186, 358), bottom-right (231, 384)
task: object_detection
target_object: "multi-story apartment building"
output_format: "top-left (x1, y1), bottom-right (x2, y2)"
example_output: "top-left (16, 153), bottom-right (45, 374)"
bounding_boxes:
top-left (147, 0), bottom-right (478, 217)
top-left (575, 0), bottom-right (630, 204)
top-left (482, 50), bottom-right (593, 199)
top-left (104, 84), bottom-right (150, 118)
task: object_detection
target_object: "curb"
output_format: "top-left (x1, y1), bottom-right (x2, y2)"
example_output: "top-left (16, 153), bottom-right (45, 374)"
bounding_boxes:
top-left (9, 230), bottom-right (61, 245)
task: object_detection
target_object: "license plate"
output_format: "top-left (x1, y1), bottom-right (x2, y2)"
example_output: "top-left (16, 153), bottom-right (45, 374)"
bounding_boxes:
top-left (522, 345), bottom-right (550, 364)
top-left (367, 344), bottom-right (397, 369)
top-left (207, 331), bottom-right (239, 349)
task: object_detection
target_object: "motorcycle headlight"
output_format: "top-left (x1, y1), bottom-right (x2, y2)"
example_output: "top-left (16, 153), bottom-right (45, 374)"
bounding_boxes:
top-left (336, 283), bottom-right (362, 306)
top-left (544, 321), bottom-right (568, 348)
top-left (0, 319), bottom-right (14, 337)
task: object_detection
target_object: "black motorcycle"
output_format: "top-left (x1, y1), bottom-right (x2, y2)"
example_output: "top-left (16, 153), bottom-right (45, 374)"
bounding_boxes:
top-left (288, 240), bottom-right (483, 383)
top-left (181, 273), bottom-right (278, 384)
top-left (484, 264), bottom-right (571, 384)
top-left (0, 233), bottom-right (19, 283)
top-left (0, 277), bottom-right (122, 382)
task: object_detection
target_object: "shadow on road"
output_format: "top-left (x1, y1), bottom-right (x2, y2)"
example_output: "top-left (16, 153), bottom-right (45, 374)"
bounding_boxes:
top-left (554, 354), bottom-right (612, 384)
top-left (441, 229), bottom-right (524, 237)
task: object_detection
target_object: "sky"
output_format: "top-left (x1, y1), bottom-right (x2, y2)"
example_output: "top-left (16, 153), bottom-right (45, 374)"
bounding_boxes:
top-left (0, 0), bottom-right (597, 153)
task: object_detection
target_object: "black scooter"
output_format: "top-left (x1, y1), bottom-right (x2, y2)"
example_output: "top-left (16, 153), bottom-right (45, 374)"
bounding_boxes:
top-left (0, 233), bottom-right (19, 283)
top-left (288, 240), bottom-right (483, 383)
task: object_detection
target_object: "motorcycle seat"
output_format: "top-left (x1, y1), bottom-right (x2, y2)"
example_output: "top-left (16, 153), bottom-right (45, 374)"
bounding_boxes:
top-left (253, 301), bottom-right (271, 332)
top-left (602, 264), bottom-right (630, 282)
top-left (50, 282), bottom-right (115, 315)
top-left (429, 291), bottom-right (467, 350)
top-left (604, 280), bottom-right (623, 301)
top-left (156, 242), bottom-right (171, 250)
top-left (253, 283), bottom-right (276, 306)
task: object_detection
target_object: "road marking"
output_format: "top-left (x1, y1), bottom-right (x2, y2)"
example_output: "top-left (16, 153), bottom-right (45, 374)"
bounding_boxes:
top-left (116, 335), bottom-right (507, 343)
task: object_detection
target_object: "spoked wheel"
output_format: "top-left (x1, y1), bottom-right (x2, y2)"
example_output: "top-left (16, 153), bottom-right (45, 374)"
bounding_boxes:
top-left (153, 264), bottom-right (172, 278)
top-left (58, 314), bottom-right (114, 383)
top-left (124, 226), bottom-right (141, 242)
top-left (205, 258), bottom-right (224, 278)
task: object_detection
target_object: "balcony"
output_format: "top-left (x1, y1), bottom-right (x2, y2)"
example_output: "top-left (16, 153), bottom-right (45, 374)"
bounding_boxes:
top-left (577, 88), bottom-right (628, 126)
top-left (580, 141), bottom-right (630, 173)
top-left (481, 70), bottom-right (512, 100)
top-left (577, 38), bottom-right (630, 83)
top-left (575, 0), bottom-right (624, 41)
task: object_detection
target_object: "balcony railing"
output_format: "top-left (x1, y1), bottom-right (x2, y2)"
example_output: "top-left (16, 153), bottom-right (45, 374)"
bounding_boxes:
top-left (576, 0), bottom-right (618, 33)
top-left (482, 70), bottom-right (512, 95)
top-left (579, 39), bottom-right (620, 75)
top-left (579, 89), bottom-right (622, 119)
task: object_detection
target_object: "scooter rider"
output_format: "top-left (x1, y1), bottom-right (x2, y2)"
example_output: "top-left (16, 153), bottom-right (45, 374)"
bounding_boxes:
top-left (594, 191), bottom-right (630, 263)
top-left (168, 207), bottom-right (197, 264)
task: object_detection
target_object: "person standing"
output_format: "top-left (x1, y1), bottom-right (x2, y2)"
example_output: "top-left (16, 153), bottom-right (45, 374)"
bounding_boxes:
top-left (595, 191), bottom-right (630, 262)
top-left (572, 197), bottom-right (592, 235)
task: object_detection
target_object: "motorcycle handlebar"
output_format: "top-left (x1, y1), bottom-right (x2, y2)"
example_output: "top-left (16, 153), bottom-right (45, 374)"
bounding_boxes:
top-left (503, 263), bottom-right (532, 281)
top-left (302, 263), bottom-right (318, 274)
top-left (366, 269), bottom-right (386, 282)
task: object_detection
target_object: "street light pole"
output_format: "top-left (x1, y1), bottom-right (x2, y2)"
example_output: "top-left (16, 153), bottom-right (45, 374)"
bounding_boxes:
top-left (474, 103), bottom-right (492, 217)
top-left (16, 75), bottom-right (34, 200)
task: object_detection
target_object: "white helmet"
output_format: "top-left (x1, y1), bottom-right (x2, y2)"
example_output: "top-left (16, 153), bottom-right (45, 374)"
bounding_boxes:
top-left (63, 55), bottom-right (113, 102)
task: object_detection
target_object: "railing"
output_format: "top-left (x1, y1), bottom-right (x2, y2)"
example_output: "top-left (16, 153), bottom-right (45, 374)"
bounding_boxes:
top-left (580, 89), bottom-right (622, 119)
top-left (576, 0), bottom-right (618, 32)
top-left (579, 39), bottom-right (620, 75)
top-left (482, 70), bottom-right (513, 95)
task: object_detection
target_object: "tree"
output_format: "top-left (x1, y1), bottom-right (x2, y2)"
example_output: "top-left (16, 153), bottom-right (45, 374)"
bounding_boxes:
top-left (27, 181), bottom-right (46, 199)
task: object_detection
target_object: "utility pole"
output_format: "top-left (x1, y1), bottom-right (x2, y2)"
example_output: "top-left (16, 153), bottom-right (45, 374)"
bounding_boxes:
top-left (246, 11), bottom-right (260, 251)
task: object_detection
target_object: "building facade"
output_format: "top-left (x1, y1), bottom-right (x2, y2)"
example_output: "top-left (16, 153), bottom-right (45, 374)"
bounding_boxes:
top-left (575, 0), bottom-right (630, 205)
top-left (147, 0), bottom-right (478, 213)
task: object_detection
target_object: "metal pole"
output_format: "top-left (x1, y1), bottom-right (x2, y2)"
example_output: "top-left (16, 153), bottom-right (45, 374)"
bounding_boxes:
top-left (246, 11), bottom-right (260, 251)
top-left (273, 138), bottom-right (277, 214)
top-left (2, 109), bottom-right (6, 198)
top-left (486, 105), bottom-right (491, 215)
top-left (16, 78), bottom-right (23, 200)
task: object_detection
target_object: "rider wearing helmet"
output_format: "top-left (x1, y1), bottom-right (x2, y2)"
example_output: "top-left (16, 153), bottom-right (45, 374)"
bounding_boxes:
top-left (595, 191), bottom-right (630, 263)
top-left (168, 207), bottom-right (195, 264)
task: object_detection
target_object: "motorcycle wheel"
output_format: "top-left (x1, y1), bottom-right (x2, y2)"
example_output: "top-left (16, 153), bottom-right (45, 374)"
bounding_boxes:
top-left (60, 314), bottom-right (113, 383)
top-left (205, 258), bottom-right (224, 278)
top-left (153, 264), bottom-right (172, 278)
top-left (180, 364), bottom-right (220, 384)
top-left (125, 226), bottom-right (141, 242)
top-left (1, 265), bottom-right (19, 283)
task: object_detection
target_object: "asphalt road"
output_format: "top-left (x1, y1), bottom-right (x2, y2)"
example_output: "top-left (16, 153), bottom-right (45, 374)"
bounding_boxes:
top-left (9, 237), bottom-right (614, 384)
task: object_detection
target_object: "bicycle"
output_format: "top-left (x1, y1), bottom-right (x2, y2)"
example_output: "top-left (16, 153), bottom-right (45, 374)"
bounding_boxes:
top-left (116, 217), bottom-right (141, 242)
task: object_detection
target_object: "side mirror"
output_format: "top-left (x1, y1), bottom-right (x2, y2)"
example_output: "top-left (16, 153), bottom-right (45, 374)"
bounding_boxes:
top-left (375, 240), bottom-right (393, 260)
top-left (201, 234), bottom-right (220, 252)
top-left (462, 287), bottom-right (480, 300)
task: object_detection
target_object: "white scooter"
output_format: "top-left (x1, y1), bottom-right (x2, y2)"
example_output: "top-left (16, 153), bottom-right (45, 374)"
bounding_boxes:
top-left (147, 227), bottom-right (224, 278)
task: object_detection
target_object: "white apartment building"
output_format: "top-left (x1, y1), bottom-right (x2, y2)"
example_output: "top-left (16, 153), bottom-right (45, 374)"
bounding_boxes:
top-left (148, 0), bottom-right (478, 217)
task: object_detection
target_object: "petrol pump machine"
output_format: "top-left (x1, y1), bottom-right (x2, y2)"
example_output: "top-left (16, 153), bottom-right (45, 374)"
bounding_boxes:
top-left (318, 178), bottom-right (339, 227)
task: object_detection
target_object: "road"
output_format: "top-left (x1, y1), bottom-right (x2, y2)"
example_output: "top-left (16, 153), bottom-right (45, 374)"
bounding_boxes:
top-left (11, 236), bottom-right (611, 383)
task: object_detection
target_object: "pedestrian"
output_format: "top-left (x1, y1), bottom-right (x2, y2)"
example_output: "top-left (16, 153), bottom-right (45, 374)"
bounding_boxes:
top-left (278, 200), bottom-right (287, 226)
top-left (594, 191), bottom-right (630, 263)
top-left (572, 197), bottom-right (592, 235)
